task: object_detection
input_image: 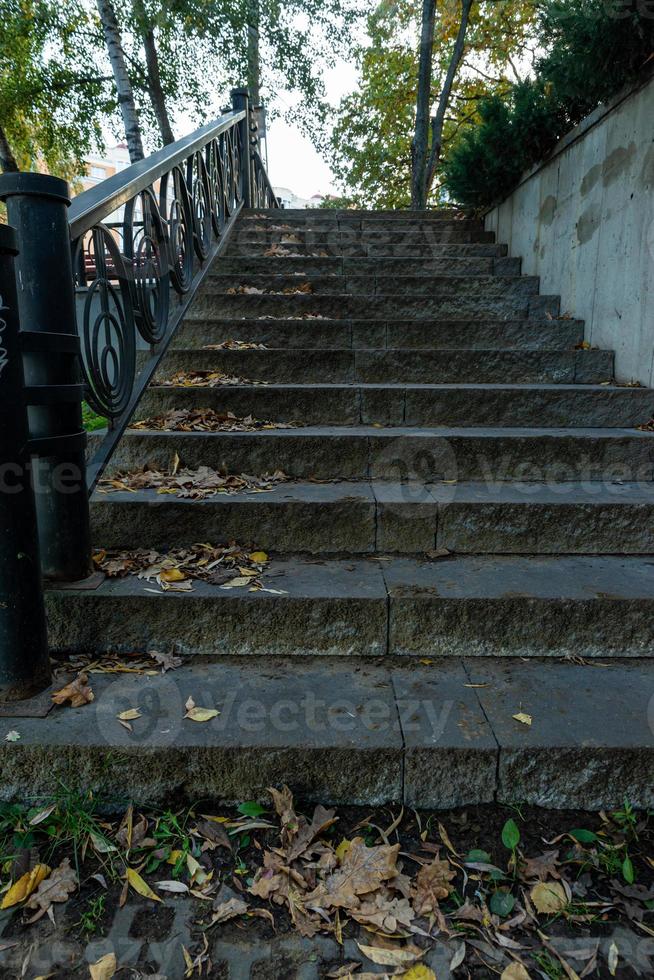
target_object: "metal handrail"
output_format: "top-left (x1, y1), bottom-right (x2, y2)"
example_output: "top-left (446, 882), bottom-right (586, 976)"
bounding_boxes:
top-left (69, 111), bottom-right (246, 239)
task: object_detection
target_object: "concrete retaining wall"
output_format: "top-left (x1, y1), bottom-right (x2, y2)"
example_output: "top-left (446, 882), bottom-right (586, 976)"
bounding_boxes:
top-left (485, 72), bottom-right (654, 386)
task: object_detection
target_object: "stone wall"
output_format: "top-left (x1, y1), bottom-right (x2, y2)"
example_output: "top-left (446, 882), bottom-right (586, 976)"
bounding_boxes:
top-left (485, 72), bottom-right (654, 386)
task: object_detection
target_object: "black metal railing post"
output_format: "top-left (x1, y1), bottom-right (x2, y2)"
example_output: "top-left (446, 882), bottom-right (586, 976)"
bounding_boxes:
top-left (0, 173), bottom-right (92, 582)
top-left (231, 87), bottom-right (253, 208)
top-left (0, 224), bottom-right (52, 699)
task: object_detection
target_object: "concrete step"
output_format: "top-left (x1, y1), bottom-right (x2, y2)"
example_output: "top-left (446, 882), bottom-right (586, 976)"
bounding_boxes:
top-left (140, 382), bottom-right (653, 428)
top-left (9, 655), bottom-right (653, 808)
top-left (242, 207), bottom-right (462, 220)
top-left (238, 218), bottom-right (486, 235)
top-left (175, 317), bottom-right (584, 351)
top-left (90, 480), bottom-right (654, 556)
top-left (157, 348), bottom-right (613, 384)
top-left (203, 273), bottom-right (539, 298)
top-left (109, 425), bottom-right (654, 482)
top-left (226, 241), bottom-right (509, 258)
top-left (47, 554), bottom-right (654, 660)
top-left (232, 228), bottom-right (497, 245)
top-left (192, 291), bottom-right (557, 320)
top-left (213, 255), bottom-right (521, 277)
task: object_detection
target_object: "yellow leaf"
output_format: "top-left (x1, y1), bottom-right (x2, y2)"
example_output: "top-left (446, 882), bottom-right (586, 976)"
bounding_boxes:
top-left (402, 967), bottom-right (436, 980)
top-left (117, 709), bottom-right (142, 721)
top-left (89, 952), bottom-right (117, 980)
top-left (357, 943), bottom-right (419, 967)
top-left (530, 881), bottom-right (568, 914)
top-left (513, 712), bottom-right (532, 726)
top-left (501, 963), bottom-right (532, 980)
top-left (160, 568), bottom-right (186, 582)
top-left (249, 551), bottom-right (269, 563)
top-left (1, 864), bottom-right (50, 908)
top-left (167, 849), bottom-right (184, 865)
top-left (126, 868), bottom-right (162, 903)
top-left (335, 838), bottom-right (352, 863)
top-left (184, 706), bottom-right (219, 722)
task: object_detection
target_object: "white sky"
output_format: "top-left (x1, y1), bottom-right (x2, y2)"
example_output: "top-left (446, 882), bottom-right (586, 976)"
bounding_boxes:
top-left (264, 58), bottom-right (360, 199)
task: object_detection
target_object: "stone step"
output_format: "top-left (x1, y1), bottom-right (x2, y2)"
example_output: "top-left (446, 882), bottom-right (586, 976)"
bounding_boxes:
top-left (203, 273), bottom-right (539, 298)
top-left (175, 317), bottom-right (584, 351)
top-left (243, 206), bottom-right (462, 219)
top-left (10, 655), bottom-right (653, 807)
top-left (47, 554), bottom-right (654, 661)
top-left (214, 255), bottom-right (522, 276)
top-left (108, 426), bottom-right (654, 482)
top-left (90, 480), bottom-right (654, 556)
top-left (237, 216), bottom-right (485, 234)
top-left (157, 348), bottom-right (612, 384)
top-left (226, 241), bottom-right (509, 258)
top-left (192, 291), bottom-right (557, 320)
top-left (140, 382), bottom-right (653, 428)
top-left (232, 229), bottom-right (497, 245)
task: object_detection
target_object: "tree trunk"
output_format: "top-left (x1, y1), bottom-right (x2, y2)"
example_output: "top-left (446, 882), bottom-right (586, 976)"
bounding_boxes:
top-left (247, 0), bottom-right (261, 106)
top-left (132, 0), bottom-right (175, 145)
top-left (96, 0), bottom-right (145, 163)
top-left (424, 0), bottom-right (474, 196)
top-left (0, 125), bottom-right (19, 173)
top-left (411, 0), bottom-right (436, 209)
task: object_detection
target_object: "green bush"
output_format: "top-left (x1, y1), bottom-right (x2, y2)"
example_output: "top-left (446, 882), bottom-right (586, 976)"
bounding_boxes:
top-left (444, 0), bottom-right (654, 209)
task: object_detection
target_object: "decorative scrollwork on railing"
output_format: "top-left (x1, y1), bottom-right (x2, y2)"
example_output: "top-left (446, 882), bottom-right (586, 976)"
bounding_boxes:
top-left (73, 225), bottom-right (136, 419)
top-left (69, 101), bottom-right (277, 433)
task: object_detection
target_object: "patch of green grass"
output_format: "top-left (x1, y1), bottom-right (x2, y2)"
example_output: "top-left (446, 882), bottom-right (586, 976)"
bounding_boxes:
top-left (82, 402), bottom-right (107, 432)
top-left (533, 950), bottom-right (565, 980)
top-left (76, 893), bottom-right (106, 936)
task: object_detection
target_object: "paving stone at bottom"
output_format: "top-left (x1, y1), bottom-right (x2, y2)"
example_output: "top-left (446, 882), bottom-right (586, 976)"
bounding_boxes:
top-left (391, 661), bottom-right (498, 807)
top-left (465, 659), bottom-right (654, 809)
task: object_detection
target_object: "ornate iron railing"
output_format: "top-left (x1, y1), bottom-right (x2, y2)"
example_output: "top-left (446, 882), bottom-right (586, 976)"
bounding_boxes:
top-left (66, 89), bottom-right (278, 487)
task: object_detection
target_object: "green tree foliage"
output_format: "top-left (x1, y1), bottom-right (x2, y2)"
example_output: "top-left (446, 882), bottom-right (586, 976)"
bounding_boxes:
top-left (0, 0), bottom-right (110, 176)
top-left (330, 0), bottom-right (539, 209)
top-left (444, 0), bottom-right (654, 208)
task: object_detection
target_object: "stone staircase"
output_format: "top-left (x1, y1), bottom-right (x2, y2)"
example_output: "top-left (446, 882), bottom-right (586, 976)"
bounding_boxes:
top-left (42, 209), bottom-right (654, 810)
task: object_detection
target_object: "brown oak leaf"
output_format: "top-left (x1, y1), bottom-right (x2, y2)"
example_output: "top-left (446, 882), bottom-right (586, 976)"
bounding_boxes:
top-left (51, 672), bottom-right (94, 708)
top-left (25, 858), bottom-right (77, 922)
top-left (304, 837), bottom-right (400, 910)
top-left (411, 857), bottom-right (456, 915)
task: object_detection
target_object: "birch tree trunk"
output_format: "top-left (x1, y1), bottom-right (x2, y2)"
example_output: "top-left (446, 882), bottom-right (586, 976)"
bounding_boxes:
top-left (0, 125), bottom-right (19, 173)
top-left (247, 0), bottom-right (261, 107)
top-left (96, 0), bottom-right (145, 162)
top-left (132, 0), bottom-right (175, 146)
top-left (411, 0), bottom-right (436, 209)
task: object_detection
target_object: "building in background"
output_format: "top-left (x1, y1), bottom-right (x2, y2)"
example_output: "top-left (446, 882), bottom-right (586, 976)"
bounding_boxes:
top-left (79, 144), bottom-right (131, 193)
top-left (273, 186), bottom-right (326, 209)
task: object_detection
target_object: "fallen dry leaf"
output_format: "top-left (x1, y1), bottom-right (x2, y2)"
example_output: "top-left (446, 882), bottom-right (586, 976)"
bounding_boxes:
top-left (1, 864), bottom-right (50, 909)
top-left (51, 672), bottom-right (94, 708)
top-left (501, 963), bottom-right (531, 980)
top-left (411, 857), bottom-right (456, 914)
top-left (530, 880), bottom-right (568, 914)
top-left (512, 712), bottom-right (532, 727)
top-left (210, 897), bottom-right (249, 925)
top-left (25, 858), bottom-right (77, 921)
top-left (356, 943), bottom-right (420, 967)
top-left (126, 867), bottom-right (162, 903)
top-left (184, 697), bottom-right (219, 723)
top-left (89, 953), bottom-right (117, 980)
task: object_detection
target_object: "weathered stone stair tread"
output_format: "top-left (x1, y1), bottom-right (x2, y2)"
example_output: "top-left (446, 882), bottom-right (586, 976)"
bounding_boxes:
top-left (202, 274), bottom-right (539, 296)
top-left (47, 555), bottom-right (654, 662)
top-left (215, 256), bottom-right (519, 275)
top-left (159, 347), bottom-right (613, 384)
top-left (142, 381), bottom-right (653, 428)
top-left (6, 656), bottom-right (651, 807)
top-left (176, 317), bottom-right (584, 350)
top-left (112, 425), bottom-right (654, 482)
top-left (228, 242), bottom-right (509, 258)
top-left (90, 480), bottom-right (654, 555)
